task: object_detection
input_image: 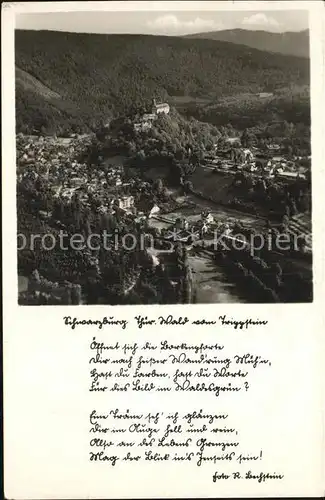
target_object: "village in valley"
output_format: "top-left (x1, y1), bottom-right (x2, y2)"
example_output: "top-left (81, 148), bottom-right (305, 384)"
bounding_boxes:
top-left (17, 94), bottom-right (312, 305)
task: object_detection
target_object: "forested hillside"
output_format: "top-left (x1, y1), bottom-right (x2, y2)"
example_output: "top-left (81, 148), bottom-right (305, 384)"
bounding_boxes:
top-left (180, 86), bottom-right (311, 128)
top-left (15, 30), bottom-right (309, 135)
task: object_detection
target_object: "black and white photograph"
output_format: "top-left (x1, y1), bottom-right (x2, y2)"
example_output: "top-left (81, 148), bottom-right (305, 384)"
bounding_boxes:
top-left (4, 4), bottom-right (325, 500)
top-left (16, 7), bottom-right (312, 305)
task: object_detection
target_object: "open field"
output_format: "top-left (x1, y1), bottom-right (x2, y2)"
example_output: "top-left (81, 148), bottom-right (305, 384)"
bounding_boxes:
top-left (190, 167), bottom-right (234, 204)
top-left (149, 198), bottom-right (266, 233)
top-left (167, 189), bottom-right (267, 229)
top-left (169, 95), bottom-right (212, 105)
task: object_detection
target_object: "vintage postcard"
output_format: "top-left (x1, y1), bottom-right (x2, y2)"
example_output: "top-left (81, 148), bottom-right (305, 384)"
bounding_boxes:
top-left (2, 1), bottom-right (325, 498)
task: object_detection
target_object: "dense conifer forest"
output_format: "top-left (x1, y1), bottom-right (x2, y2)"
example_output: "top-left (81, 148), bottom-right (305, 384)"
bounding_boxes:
top-left (15, 30), bottom-right (309, 135)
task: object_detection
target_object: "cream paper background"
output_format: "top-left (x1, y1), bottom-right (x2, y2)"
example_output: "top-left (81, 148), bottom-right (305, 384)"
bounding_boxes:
top-left (2, 2), bottom-right (325, 498)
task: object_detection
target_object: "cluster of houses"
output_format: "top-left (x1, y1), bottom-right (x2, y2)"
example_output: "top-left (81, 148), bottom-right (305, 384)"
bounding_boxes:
top-left (17, 134), bottom-right (89, 180)
top-left (133, 98), bottom-right (170, 132)
top-left (203, 141), bottom-right (308, 181)
top-left (266, 157), bottom-right (308, 180)
top-left (158, 210), bottom-right (235, 244)
top-left (17, 134), bottom-right (139, 219)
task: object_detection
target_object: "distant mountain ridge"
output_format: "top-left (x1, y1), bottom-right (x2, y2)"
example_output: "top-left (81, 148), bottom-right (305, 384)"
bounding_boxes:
top-left (185, 29), bottom-right (309, 58)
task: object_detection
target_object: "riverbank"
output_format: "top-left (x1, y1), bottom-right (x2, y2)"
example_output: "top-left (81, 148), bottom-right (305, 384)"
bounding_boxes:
top-left (188, 251), bottom-right (245, 303)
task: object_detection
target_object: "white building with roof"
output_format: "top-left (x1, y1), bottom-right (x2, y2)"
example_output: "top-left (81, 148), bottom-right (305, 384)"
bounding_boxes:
top-left (116, 195), bottom-right (135, 210)
top-left (142, 113), bottom-right (157, 121)
top-left (148, 204), bottom-right (160, 218)
top-left (201, 211), bottom-right (214, 224)
top-left (242, 148), bottom-right (254, 162)
top-left (225, 137), bottom-right (241, 145)
top-left (152, 98), bottom-right (170, 115)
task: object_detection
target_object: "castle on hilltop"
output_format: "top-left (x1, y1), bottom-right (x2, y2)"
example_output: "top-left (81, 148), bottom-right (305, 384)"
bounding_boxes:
top-left (133, 98), bottom-right (170, 132)
top-left (152, 98), bottom-right (170, 115)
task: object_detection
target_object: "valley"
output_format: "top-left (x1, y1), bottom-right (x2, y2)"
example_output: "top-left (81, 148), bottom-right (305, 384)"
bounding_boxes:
top-left (15, 27), bottom-right (312, 305)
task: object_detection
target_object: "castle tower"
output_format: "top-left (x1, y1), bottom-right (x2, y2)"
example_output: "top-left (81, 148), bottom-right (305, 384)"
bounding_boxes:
top-left (152, 98), bottom-right (157, 113)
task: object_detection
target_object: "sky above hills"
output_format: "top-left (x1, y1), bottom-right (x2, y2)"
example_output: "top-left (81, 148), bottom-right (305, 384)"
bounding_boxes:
top-left (16, 10), bottom-right (308, 36)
